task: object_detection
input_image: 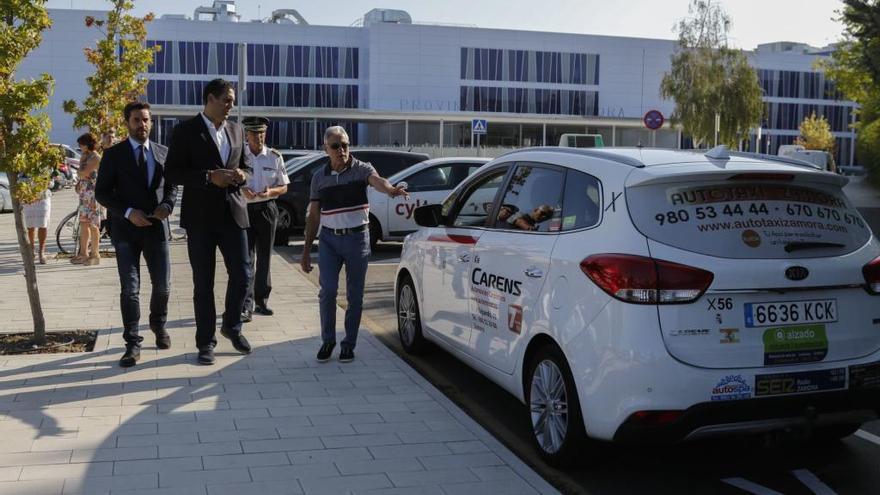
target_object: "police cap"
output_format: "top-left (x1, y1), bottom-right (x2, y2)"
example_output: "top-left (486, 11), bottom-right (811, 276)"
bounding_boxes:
top-left (242, 116), bottom-right (269, 133)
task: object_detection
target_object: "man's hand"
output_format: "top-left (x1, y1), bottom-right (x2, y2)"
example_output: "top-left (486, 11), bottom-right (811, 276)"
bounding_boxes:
top-left (300, 250), bottom-right (313, 273)
top-left (256, 190), bottom-right (270, 200)
top-left (129, 209), bottom-right (152, 227)
top-left (388, 184), bottom-right (410, 200)
top-left (232, 168), bottom-right (247, 185)
top-left (241, 186), bottom-right (257, 200)
top-left (150, 204), bottom-right (171, 221)
top-left (208, 169), bottom-right (232, 187)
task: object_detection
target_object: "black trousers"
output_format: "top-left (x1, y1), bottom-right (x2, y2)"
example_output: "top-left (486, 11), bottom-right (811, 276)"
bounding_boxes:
top-left (186, 223), bottom-right (250, 349)
top-left (244, 200), bottom-right (277, 311)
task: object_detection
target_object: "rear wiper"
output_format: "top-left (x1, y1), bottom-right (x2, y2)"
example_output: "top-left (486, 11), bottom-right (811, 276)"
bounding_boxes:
top-left (784, 241), bottom-right (846, 253)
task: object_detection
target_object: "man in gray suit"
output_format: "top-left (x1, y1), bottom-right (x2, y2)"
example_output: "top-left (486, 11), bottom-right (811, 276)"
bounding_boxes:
top-left (165, 79), bottom-right (253, 365)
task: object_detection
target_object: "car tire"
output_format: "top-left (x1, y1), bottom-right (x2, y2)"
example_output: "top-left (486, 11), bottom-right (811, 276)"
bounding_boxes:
top-left (811, 422), bottom-right (862, 442)
top-left (396, 275), bottom-right (429, 354)
top-left (525, 344), bottom-right (590, 467)
top-left (369, 216), bottom-right (381, 250)
top-left (274, 202), bottom-right (294, 247)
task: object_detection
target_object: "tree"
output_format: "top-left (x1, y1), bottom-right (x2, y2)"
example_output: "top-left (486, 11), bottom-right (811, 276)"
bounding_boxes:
top-left (1, 0), bottom-right (63, 346)
top-left (818, 1), bottom-right (880, 182)
top-left (796, 112), bottom-right (836, 154)
top-left (62, 1), bottom-right (158, 141)
top-left (660, 0), bottom-right (764, 148)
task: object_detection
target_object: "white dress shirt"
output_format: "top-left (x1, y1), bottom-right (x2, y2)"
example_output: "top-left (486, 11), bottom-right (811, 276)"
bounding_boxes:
top-left (200, 112), bottom-right (230, 164)
top-left (245, 146), bottom-right (290, 204)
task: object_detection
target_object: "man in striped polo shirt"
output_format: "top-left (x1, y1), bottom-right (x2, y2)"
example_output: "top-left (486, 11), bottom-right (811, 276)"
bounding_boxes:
top-left (300, 126), bottom-right (409, 363)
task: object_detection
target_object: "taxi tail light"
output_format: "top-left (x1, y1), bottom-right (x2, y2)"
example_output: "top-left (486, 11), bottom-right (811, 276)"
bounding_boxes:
top-left (863, 256), bottom-right (880, 295)
top-left (626, 410), bottom-right (683, 426)
top-left (580, 254), bottom-right (714, 304)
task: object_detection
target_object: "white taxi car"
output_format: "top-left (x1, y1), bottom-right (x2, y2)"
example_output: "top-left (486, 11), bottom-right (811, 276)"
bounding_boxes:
top-left (367, 157), bottom-right (489, 247)
top-left (395, 146), bottom-right (880, 465)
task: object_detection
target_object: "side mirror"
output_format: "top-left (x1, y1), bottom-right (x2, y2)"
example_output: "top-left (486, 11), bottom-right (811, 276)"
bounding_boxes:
top-left (413, 204), bottom-right (443, 228)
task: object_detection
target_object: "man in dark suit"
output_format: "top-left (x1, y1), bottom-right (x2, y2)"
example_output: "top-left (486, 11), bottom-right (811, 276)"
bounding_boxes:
top-left (96, 101), bottom-right (178, 368)
top-left (164, 78), bottom-right (253, 365)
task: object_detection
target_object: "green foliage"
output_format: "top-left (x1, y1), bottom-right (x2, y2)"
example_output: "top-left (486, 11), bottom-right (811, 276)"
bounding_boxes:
top-left (857, 119), bottom-right (880, 186)
top-left (0, 0), bottom-right (61, 204)
top-left (796, 112), bottom-right (836, 154)
top-left (63, 1), bottom-right (159, 140)
top-left (660, 0), bottom-right (764, 148)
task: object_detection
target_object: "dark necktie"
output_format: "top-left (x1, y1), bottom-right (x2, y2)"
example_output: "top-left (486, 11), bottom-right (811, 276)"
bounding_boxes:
top-left (138, 145), bottom-right (149, 187)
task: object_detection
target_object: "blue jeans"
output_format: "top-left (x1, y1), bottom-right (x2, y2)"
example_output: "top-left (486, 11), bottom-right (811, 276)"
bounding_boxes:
top-left (113, 236), bottom-right (171, 349)
top-left (318, 228), bottom-right (370, 349)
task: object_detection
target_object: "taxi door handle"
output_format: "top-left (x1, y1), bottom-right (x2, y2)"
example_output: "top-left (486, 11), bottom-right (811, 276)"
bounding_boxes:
top-left (524, 267), bottom-right (543, 278)
top-left (457, 254), bottom-right (471, 263)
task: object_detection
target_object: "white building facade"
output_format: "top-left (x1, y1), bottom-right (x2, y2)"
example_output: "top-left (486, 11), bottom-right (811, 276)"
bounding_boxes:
top-left (18, 2), bottom-right (858, 164)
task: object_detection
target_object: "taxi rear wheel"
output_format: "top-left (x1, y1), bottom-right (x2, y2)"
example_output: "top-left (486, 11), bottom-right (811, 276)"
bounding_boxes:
top-left (525, 345), bottom-right (589, 466)
top-left (397, 276), bottom-right (428, 354)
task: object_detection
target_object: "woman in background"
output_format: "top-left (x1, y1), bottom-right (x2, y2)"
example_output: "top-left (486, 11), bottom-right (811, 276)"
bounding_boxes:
top-left (73, 132), bottom-right (102, 265)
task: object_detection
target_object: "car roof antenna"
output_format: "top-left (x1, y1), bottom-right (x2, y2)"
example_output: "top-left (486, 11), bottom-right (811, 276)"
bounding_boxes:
top-left (705, 145), bottom-right (730, 160)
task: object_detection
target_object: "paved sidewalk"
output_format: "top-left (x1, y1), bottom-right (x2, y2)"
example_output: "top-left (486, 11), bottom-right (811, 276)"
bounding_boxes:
top-left (0, 190), bottom-right (557, 495)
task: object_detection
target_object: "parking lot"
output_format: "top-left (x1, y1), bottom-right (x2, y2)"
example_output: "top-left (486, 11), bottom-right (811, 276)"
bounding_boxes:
top-left (274, 175), bottom-right (880, 495)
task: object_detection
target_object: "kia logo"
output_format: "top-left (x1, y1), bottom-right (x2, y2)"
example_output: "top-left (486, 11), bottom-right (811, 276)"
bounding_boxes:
top-left (785, 266), bottom-right (809, 281)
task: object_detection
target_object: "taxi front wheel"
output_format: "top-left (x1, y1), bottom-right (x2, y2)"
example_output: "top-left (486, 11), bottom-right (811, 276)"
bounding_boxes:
top-left (397, 275), bottom-right (428, 354)
top-left (525, 345), bottom-right (591, 466)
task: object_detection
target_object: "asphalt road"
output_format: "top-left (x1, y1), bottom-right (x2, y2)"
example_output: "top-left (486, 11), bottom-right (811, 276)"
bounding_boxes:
top-left (277, 233), bottom-right (880, 495)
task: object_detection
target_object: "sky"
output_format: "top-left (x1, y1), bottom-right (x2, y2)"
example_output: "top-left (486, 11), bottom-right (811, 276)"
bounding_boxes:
top-left (46, 0), bottom-right (846, 50)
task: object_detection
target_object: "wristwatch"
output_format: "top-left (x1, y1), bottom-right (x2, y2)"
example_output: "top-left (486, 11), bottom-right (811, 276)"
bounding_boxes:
top-left (205, 170), bottom-right (211, 186)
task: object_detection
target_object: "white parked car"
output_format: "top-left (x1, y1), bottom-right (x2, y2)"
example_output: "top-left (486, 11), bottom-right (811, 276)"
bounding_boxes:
top-left (0, 172), bottom-right (10, 212)
top-left (395, 146), bottom-right (880, 465)
top-left (368, 157), bottom-right (489, 247)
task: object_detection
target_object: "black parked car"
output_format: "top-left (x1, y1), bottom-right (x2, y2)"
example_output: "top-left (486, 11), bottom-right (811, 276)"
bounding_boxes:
top-left (275, 149), bottom-right (430, 245)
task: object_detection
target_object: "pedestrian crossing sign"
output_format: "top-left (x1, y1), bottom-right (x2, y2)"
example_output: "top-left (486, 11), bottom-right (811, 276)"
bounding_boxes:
top-left (472, 119), bottom-right (488, 134)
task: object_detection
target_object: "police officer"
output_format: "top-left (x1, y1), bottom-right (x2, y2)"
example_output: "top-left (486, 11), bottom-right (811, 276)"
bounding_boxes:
top-left (241, 116), bottom-right (289, 322)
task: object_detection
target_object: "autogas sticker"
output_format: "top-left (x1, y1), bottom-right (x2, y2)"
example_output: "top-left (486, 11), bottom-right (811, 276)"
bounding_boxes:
top-left (754, 368), bottom-right (845, 397)
top-left (507, 304), bottom-right (523, 334)
top-left (849, 361), bottom-right (880, 390)
top-left (720, 328), bottom-right (740, 344)
top-left (469, 268), bottom-right (522, 333)
top-left (762, 324), bottom-right (828, 365)
top-left (711, 375), bottom-right (752, 401)
top-left (668, 328), bottom-right (710, 337)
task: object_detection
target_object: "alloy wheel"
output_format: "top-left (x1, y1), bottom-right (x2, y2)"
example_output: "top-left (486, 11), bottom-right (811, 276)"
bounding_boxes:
top-left (529, 359), bottom-right (569, 454)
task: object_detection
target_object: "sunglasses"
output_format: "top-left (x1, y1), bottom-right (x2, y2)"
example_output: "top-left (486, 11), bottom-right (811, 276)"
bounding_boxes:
top-left (329, 142), bottom-right (350, 150)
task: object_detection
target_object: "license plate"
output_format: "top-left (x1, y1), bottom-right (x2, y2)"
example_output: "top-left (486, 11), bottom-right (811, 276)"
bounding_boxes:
top-left (743, 299), bottom-right (837, 328)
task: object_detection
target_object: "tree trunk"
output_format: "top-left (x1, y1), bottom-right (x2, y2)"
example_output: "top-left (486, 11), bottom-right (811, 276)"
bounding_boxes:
top-left (7, 173), bottom-right (47, 346)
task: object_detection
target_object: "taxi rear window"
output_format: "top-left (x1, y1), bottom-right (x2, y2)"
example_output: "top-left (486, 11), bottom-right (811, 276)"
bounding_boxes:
top-left (627, 180), bottom-right (872, 258)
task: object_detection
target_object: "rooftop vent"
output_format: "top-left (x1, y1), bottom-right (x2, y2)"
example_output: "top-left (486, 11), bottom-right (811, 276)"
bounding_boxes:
top-left (268, 9), bottom-right (308, 25)
top-left (362, 8), bottom-right (412, 26)
top-left (194, 0), bottom-right (240, 22)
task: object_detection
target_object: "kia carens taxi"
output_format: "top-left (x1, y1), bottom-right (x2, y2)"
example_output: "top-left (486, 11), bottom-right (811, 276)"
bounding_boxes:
top-left (394, 146), bottom-right (880, 465)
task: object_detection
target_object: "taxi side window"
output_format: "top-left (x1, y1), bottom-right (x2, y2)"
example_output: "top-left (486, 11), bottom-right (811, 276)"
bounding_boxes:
top-left (405, 165), bottom-right (452, 192)
top-left (560, 170), bottom-right (602, 231)
top-left (450, 169), bottom-right (507, 228)
top-left (492, 165), bottom-right (564, 233)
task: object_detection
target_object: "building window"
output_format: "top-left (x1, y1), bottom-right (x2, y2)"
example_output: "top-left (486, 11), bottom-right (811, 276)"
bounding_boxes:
top-left (460, 85), bottom-right (597, 116)
top-left (462, 47), bottom-right (599, 85)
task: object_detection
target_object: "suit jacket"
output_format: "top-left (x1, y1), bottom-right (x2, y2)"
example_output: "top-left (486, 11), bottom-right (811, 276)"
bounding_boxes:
top-left (164, 114), bottom-right (252, 230)
top-left (95, 139), bottom-right (178, 242)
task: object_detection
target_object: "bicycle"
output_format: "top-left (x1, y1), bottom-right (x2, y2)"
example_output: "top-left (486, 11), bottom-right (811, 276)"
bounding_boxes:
top-left (54, 210), bottom-right (112, 255)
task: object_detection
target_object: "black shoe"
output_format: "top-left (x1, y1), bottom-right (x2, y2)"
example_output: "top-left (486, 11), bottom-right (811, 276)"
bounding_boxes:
top-left (152, 327), bottom-right (171, 350)
top-left (197, 347), bottom-right (215, 365)
top-left (119, 347), bottom-right (140, 368)
top-left (220, 327), bottom-right (252, 354)
top-left (316, 342), bottom-right (335, 363)
top-left (240, 310), bottom-right (253, 323)
top-left (254, 305), bottom-right (274, 316)
top-left (339, 347), bottom-right (355, 363)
